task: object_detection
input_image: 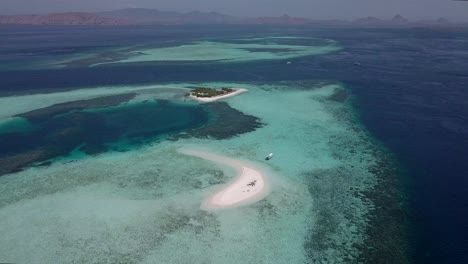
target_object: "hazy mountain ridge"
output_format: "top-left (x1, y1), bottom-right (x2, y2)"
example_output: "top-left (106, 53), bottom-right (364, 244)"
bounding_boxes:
top-left (242, 14), bottom-right (311, 25)
top-left (0, 8), bottom-right (462, 26)
top-left (97, 8), bottom-right (238, 24)
top-left (0, 12), bottom-right (131, 25)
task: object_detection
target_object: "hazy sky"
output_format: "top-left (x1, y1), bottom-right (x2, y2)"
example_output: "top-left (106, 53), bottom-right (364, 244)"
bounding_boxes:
top-left (1, 0), bottom-right (468, 21)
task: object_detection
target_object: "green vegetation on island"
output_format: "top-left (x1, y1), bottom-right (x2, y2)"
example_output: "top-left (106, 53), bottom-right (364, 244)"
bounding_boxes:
top-left (188, 87), bottom-right (234, 98)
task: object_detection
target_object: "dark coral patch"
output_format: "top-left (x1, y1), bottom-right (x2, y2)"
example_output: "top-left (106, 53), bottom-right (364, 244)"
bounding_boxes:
top-left (328, 88), bottom-right (349, 103)
top-left (16, 93), bottom-right (136, 122)
top-left (176, 102), bottom-right (264, 140)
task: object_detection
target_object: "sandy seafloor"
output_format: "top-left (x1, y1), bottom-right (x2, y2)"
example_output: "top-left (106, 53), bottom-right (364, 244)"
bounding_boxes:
top-left (0, 34), bottom-right (409, 264)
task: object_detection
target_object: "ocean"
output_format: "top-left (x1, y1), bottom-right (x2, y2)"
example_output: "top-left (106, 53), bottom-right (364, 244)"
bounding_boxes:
top-left (0, 25), bottom-right (467, 263)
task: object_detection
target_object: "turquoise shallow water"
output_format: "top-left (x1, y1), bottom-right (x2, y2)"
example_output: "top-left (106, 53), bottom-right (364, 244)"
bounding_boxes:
top-left (0, 36), bottom-right (340, 70)
top-left (0, 117), bottom-right (35, 134)
top-left (93, 38), bottom-right (340, 66)
top-left (0, 81), bottom-right (384, 263)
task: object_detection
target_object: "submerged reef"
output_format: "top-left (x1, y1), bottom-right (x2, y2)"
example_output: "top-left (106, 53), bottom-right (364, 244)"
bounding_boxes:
top-left (90, 38), bottom-right (341, 67)
top-left (15, 93), bottom-right (136, 122)
top-left (328, 87), bottom-right (349, 103)
top-left (302, 127), bottom-right (411, 264)
top-left (355, 148), bottom-right (411, 264)
top-left (176, 101), bottom-right (264, 140)
top-left (299, 89), bottom-right (410, 263)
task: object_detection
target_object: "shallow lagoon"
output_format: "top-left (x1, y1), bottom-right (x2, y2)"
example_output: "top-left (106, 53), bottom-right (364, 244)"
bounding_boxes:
top-left (0, 30), bottom-right (415, 264)
top-left (0, 36), bottom-right (341, 70)
top-left (0, 81), bottom-right (393, 263)
top-left (93, 38), bottom-right (340, 66)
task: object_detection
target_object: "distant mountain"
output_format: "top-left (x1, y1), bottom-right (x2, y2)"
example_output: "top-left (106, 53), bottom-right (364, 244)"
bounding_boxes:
top-left (416, 17), bottom-right (450, 25)
top-left (0, 8), bottom-right (236, 25)
top-left (244, 14), bottom-right (311, 25)
top-left (391, 14), bottom-right (408, 24)
top-left (98, 8), bottom-right (180, 22)
top-left (183, 11), bottom-right (237, 24)
top-left (97, 8), bottom-right (237, 24)
top-left (437, 17), bottom-right (450, 24)
top-left (354, 14), bottom-right (409, 25)
top-left (0, 9), bottom-right (462, 27)
top-left (354, 16), bottom-right (385, 25)
top-left (0, 12), bottom-right (131, 25)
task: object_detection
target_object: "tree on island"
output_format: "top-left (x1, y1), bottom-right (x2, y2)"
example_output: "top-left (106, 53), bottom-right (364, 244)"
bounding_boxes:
top-left (190, 87), bottom-right (234, 98)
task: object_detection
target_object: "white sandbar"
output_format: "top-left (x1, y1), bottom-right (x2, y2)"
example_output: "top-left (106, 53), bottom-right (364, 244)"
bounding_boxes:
top-left (179, 148), bottom-right (269, 210)
top-left (190, 88), bottom-right (247, 103)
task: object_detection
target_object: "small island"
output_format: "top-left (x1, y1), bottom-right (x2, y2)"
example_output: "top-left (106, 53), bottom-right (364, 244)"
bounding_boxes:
top-left (190, 87), bottom-right (233, 98)
top-left (187, 87), bottom-right (248, 102)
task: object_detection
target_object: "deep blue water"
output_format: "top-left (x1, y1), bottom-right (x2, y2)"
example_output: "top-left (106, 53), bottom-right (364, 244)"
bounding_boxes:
top-left (0, 25), bottom-right (467, 263)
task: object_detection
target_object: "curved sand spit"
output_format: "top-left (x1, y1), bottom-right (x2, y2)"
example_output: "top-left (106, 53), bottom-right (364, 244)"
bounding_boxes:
top-left (179, 148), bottom-right (269, 210)
top-left (190, 88), bottom-right (248, 103)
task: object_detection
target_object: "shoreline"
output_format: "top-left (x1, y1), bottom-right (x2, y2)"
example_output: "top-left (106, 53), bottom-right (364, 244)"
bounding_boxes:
top-left (189, 88), bottom-right (248, 103)
top-left (178, 148), bottom-right (269, 210)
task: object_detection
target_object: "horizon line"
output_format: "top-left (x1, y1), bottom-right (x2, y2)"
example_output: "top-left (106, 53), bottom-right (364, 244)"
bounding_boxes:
top-left (1, 7), bottom-right (468, 23)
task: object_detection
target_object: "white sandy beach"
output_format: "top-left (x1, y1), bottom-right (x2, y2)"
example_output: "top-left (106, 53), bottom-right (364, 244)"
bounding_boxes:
top-left (190, 88), bottom-right (248, 103)
top-left (179, 148), bottom-right (268, 210)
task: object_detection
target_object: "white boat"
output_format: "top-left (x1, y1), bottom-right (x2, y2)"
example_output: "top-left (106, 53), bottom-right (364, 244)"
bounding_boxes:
top-left (266, 153), bottom-right (273, 160)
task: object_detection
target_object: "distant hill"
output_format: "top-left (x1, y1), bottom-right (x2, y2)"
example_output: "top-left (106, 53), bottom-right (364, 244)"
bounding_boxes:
top-left (415, 17), bottom-right (450, 25)
top-left (354, 14), bottom-right (409, 25)
top-left (243, 14), bottom-right (312, 25)
top-left (97, 8), bottom-right (180, 22)
top-left (0, 8), bottom-right (236, 25)
top-left (354, 16), bottom-right (385, 25)
top-left (0, 12), bottom-right (131, 25)
top-left (392, 14), bottom-right (408, 24)
top-left (436, 17), bottom-right (450, 24)
top-left (0, 9), bottom-right (463, 27)
top-left (97, 8), bottom-right (237, 24)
